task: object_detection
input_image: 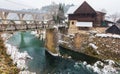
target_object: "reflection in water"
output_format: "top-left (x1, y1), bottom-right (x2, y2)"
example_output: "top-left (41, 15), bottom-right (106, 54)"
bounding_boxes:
top-left (8, 31), bottom-right (96, 74)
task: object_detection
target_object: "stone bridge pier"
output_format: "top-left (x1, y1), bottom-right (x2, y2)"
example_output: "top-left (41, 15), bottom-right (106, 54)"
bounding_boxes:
top-left (45, 28), bottom-right (59, 54)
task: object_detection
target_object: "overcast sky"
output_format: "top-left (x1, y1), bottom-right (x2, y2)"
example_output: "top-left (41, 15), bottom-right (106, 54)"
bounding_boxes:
top-left (0, 0), bottom-right (120, 15)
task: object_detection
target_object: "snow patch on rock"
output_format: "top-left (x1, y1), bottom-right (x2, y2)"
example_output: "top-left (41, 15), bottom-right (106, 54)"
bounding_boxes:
top-left (85, 60), bottom-right (119, 74)
top-left (31, 30), bottom-right (46, 40)
top-left (89, 43), bottom-right (100, 54)
top-left (96, 34), bottom-right (120, 39)
top-left (89, 43), bottom-right (98, 50)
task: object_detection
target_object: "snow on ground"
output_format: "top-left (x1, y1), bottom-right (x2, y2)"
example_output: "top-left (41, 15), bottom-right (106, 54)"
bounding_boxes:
top-left (89, 43), bottom-right (98, 50)
top-left (1, 33), bottom-right (36, 74)
top-left (92, 61), bottom-right (117, 74)
top-left (82, 60), bottom-right (119, 74)
top-left (53, 25), bottom-right (58, 30)
top-left (58, 40), bottom-right (69, 44)
top-left (96, 33), bottom-right (120, 39)
top-left (31, 30), bottom-right (37, 35)
top-left (19, 71), bottom-right (36, 74)
top-left (89, 43), bottom-right (100, 54)
top-left (1, 33), bottom-right (13, 40)
top-left (31, 30), bottom-right (46, 40)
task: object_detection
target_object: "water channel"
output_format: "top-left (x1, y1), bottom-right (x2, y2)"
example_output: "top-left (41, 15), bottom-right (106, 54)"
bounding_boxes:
top-left (7, 31), bottom-right (119, 74)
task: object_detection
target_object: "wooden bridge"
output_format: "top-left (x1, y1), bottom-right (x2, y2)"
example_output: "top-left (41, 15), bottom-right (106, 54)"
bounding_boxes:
top-left (0, 19), bottom-right (50, 31)
top-left (0, 24), bottom-right (45, 31)
top-left (0, 8), bottom-right (67, 31)
top-left (0, 20), bottom-right (67, 31)
top-left (0, 8), bottom-right (49, 31)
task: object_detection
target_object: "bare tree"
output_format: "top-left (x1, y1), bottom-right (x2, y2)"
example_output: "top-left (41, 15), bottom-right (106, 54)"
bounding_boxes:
top-left (116, 18), bottom-right (120, 23)
top-left (101, 8), bottom-right (107, 13)
top-left (109, 13), bottom-right (120, 23)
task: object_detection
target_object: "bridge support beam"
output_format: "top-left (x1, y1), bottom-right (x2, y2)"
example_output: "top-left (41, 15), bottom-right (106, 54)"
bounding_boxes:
top-left (0, 11), bottom-right (9, 24)
top-left (32, 14), bottom-right (38, 27)
top-left (17, 13), bottom-right (25, 24)
top-left (32, 14), bottom-right (37, 21)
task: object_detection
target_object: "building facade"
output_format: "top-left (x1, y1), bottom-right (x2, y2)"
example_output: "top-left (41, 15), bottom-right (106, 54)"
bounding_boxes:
top-left (68, 1), bottom-right (106, 33)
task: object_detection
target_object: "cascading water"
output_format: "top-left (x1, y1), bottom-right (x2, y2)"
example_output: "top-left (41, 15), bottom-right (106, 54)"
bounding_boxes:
top-left (7, 31), bottom-right (120, 74)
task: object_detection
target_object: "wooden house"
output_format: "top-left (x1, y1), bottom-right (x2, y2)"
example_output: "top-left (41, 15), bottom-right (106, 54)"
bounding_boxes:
top-left (106, 24), bottom-right (120, 35)
top-left (68, 1), bottom-right (106, 33)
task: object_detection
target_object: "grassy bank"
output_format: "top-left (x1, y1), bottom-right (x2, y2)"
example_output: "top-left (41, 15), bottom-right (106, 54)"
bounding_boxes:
top-left (0, 34), bottom-right (20, 74)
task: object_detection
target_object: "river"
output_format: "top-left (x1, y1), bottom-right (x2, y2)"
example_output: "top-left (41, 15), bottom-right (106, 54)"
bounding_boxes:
top-left (7, 31), bottom-right (120, 74)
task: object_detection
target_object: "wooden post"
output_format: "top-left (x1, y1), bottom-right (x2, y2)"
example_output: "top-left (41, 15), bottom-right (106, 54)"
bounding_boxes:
top-left (17, 13), bottom-right (25, 24)
top-left (0, 11), bottom-right (9, 24)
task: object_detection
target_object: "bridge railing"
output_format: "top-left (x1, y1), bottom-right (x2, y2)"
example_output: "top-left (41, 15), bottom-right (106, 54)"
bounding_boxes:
top-left (0, 24), bottom-right (44, 31)
top-left (0, 23), bottom-right (67, 31)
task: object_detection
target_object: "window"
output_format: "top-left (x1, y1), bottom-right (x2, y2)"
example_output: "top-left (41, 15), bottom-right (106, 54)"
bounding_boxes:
top-left (71, 21), bottom-right (74, 25)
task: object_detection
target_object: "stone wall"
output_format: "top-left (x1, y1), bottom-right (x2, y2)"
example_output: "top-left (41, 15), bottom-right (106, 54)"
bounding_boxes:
top-left (73, 33), bottom-right (88, 50)
top-left (61, 32), bottom-right (120, 62)
top-left (60, 33), bottom-right (88, 52)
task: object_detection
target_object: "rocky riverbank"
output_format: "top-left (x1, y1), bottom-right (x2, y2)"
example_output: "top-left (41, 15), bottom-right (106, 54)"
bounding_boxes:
top-left (1, 32), bottom-right (36, 74)
top-left (81, 33), bottom-right (120, 62)
top-left (59, 33), bottom-right (120, 62)
top-left (59, 33), bottom-right (120, 74)
top-left (0, 33), bottom-right (20, 74)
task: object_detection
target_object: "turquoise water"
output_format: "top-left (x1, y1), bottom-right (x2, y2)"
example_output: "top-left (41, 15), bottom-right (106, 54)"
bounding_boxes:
top-left (8, 31), bottom-right (97, 74)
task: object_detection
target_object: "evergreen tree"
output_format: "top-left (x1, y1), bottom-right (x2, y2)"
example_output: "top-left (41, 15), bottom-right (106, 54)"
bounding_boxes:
top-left (52, 3), bottom-right (65, 24)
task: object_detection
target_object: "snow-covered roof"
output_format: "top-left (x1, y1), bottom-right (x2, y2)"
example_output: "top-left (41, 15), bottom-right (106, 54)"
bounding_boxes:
top-left (66, 1), bottom-right (98, 15)
top-left (66, 5), bottom-right (79, 15)
top-left (66, 2), bottom-right (106, 15)
top-left (105, 16), bottom-right (114, 22)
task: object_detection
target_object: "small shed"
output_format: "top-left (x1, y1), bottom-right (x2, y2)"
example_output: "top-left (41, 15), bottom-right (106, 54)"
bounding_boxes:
top-left (106, 24), bottom-right (120, 35)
